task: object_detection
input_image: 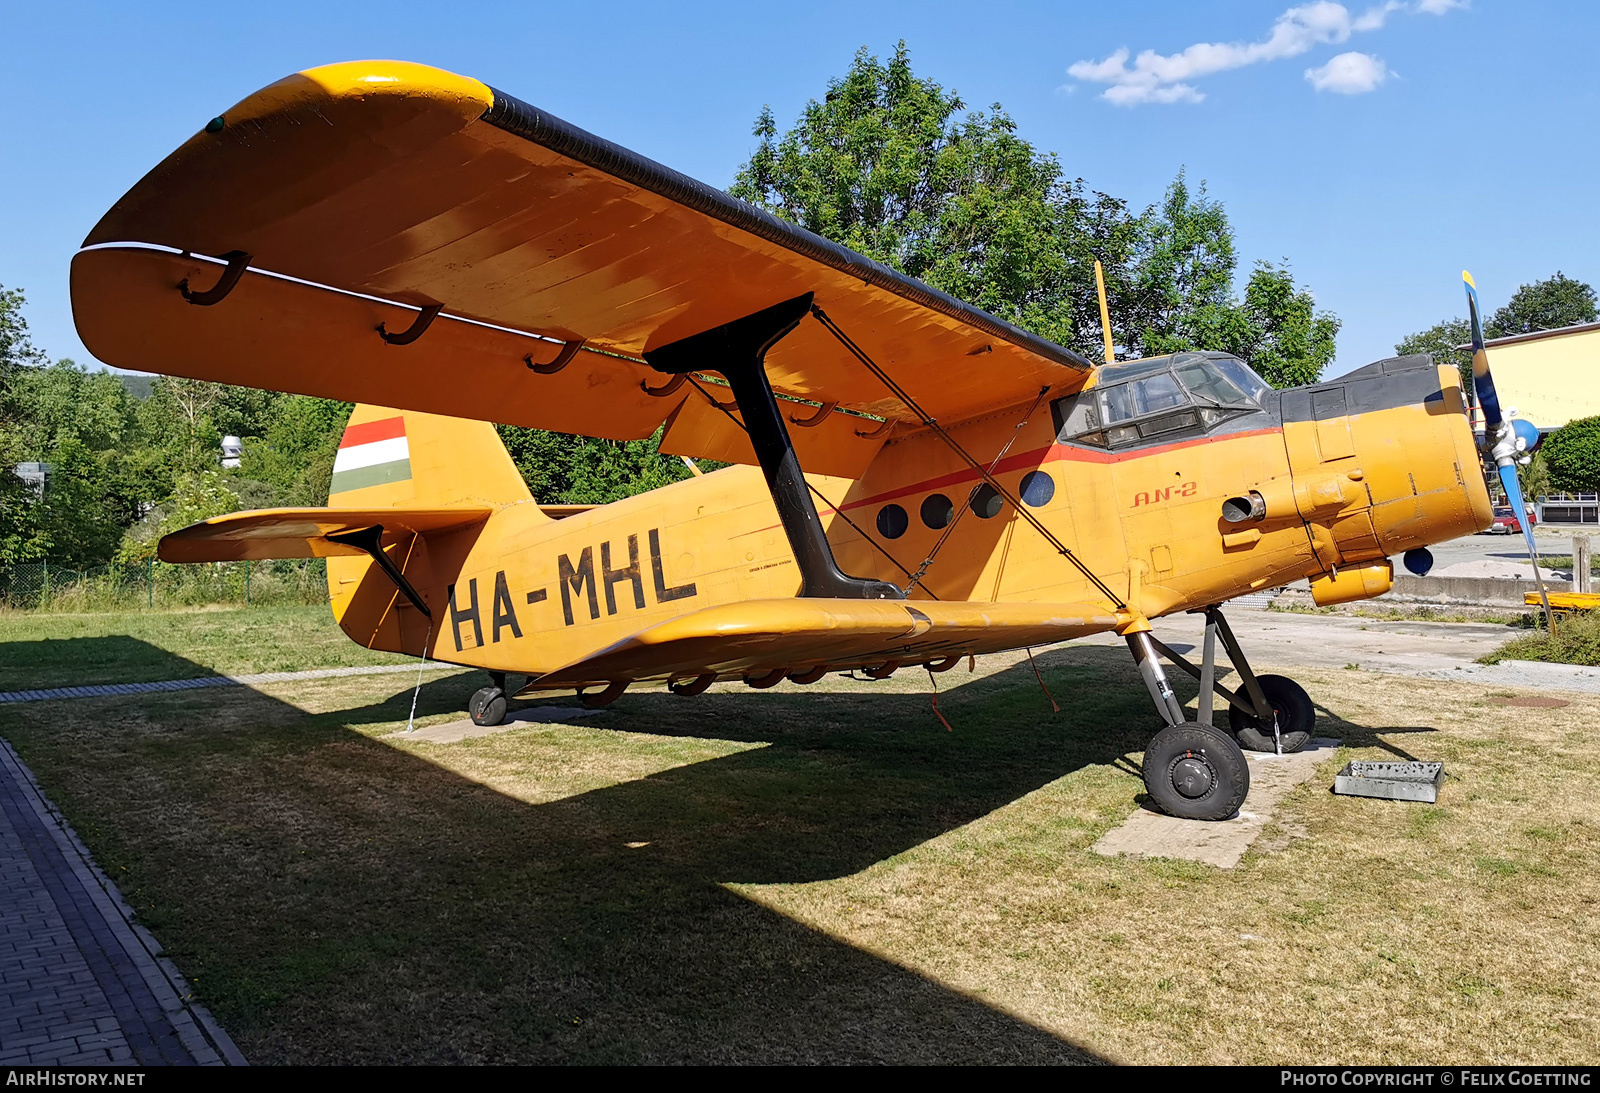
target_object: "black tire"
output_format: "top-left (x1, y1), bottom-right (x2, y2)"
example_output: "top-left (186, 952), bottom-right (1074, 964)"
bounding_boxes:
top-left (1228, 674), bottom-right (1315, 753)
top-left (1143, 722), bottom-right (1251, 821)
top-left (469, 687), bottom-right (507, 727)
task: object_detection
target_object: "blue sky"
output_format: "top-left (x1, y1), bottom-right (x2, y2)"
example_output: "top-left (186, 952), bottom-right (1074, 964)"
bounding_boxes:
top-left (2, 1), bottom-right (1594, 378)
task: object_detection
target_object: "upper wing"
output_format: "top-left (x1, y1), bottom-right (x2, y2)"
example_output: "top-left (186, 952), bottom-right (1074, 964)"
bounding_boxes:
top-left (74, 61), bottom-right (1092, 443)
top-left (158, 507), bottom-right (491, 562)
top-left (522, 598), bottom-right (1118, 689)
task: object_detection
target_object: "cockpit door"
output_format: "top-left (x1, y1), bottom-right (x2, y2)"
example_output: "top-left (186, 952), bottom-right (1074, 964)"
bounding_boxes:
top-left (1311, 385), bottom-right (1356, 462)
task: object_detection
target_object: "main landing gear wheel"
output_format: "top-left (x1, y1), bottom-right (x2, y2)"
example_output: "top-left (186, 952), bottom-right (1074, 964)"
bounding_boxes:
top-left (1143, 722), bottom-right (1251, 821)
top-left (1229, 674), bottom-right (1315, 753)
top-left (468, 686), bottom-right (507, 727)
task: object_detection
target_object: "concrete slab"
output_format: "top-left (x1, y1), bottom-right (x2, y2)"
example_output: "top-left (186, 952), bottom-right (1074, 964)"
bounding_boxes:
top-left (388, 706), bottom-right (604, 744)
top-left (1092, 737), bottom-right (1342, 869)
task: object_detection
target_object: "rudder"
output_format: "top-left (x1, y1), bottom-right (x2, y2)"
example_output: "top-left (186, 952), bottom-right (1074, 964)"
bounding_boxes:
top-left (330, 404), bottom-right (534, 510)
top-left (325, 406), bottom-right (539, 659)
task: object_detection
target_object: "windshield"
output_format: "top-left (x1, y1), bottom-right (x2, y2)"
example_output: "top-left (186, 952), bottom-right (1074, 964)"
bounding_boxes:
top-left (1175, 360), bottom-right (1249, 405)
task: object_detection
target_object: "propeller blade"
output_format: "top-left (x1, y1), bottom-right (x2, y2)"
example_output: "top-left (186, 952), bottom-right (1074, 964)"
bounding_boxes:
top-left (1497, 462), bottom-right (1553, 623)
top-left (1464, 270), bottom-right (1504, 428)
top-left (1465, 271), bottom-right (1554, 631)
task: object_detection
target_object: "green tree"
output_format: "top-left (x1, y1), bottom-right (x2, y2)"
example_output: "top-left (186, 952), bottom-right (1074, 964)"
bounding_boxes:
top-left (1126, 172), bottom-right (1238, 355)
top-left (1490, 272), bottom-right (1598, 337)
top-left (1230, 263), bottom-right (1341, 388)
top-left (141, 376), bottom-right (228, 474)
top-left (1396, 317), bottom-right (1472, 388)
top-left (731, 42), bottom-right (1136, 358)
top-left (0, 285), bottom-right (48, 388)
top-left (731, 44), bottom-right (1335, 384)
top-left (562, 430), bottom-right (695, 504)
top-left (1540, 416), bottom-right (1600, 494)
top-left (496, 425), bottom-right (694, 505)
top-left (238, 395), bottom-right (352, 506)
top-left (0, 287), bottom-right (46, 561)
top-left (1396, 272), bottom-right (1597, 388)
top-left (117, 470), bottom-right (241, 564)
top-left (1520, 450), bottom-right (1551, 503)
top-left (8, 359), bottom-right (133, 456)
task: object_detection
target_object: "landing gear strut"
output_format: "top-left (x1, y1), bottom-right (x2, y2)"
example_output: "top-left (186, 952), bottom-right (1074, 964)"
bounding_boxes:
top-left (1144, 607), bottom-right (1316, 755)
top-left (469, 671), bottom-right (508, 727)
top-left (1126, 605), bottom-right (1319, 820)
top-left (1126, 629), bottom-right (1250, 821)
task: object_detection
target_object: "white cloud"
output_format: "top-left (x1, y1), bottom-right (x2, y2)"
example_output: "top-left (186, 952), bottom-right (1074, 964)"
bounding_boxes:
top-left (1306, 51), bottom-right (1392, 93)
top-left (1068, 1), bottom-right (1457, 106)
top-left (1352, 1), bottom-right (1403, 32)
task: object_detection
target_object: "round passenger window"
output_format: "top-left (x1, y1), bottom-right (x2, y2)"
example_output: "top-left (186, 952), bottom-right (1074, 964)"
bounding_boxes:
top-left (876, 504), bottom-right (909, 539)
top-left (969, 484), bottom-right (1004, 519)
top-left (1019, 471), bottom-right (1055, 508)
top-left (921, 494), bottom-right (954, 529)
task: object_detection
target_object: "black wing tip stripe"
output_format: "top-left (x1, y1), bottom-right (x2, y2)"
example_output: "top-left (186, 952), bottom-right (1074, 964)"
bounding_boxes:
top-left (481, 88), bottom-right (1094, 374)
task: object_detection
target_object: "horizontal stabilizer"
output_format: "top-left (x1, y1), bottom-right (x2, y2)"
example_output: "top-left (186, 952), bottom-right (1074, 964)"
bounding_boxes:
top-left (158, 507), bottom-right (492, 562)
top-left (524, 598), bottom-right (1119, 690)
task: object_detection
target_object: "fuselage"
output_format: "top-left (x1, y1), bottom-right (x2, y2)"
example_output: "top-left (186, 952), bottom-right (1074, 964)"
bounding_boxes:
top-left (331, 351), bottom-right (1492, 683)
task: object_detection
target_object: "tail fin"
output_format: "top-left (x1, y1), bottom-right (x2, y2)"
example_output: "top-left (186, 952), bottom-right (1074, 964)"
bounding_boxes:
top-left (330, 404), bottom-right (533, 510)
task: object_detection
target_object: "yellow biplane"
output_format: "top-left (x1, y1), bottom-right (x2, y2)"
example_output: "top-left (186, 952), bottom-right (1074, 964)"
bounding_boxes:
top-left (71, 62), bottom-right (1495, 821)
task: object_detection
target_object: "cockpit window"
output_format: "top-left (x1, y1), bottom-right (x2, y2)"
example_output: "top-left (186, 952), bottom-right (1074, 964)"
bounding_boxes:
top-left (1051, 352), bottom-right (1271, 452)
top-left (1101, 373), bottom-right (1187, 423)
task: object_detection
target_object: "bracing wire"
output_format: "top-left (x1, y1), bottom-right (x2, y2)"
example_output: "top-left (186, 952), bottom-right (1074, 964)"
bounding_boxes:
top-left (901, 385), bottom-right (1050, 597)
top-left (809, 305), bottom-right (1126, 610)
top-left (406, 621), bottom-right (433, 733)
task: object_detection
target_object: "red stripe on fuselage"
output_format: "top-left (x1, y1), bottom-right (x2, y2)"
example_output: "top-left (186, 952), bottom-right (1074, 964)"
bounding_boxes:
top-left (829, 426), bottom-right (1284, 515)
top-left (339, 416), bottom-right (406, 448)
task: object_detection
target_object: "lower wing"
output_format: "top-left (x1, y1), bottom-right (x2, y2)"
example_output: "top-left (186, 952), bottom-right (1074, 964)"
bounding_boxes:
top-left (523, 598), bottom-right (1119, 690)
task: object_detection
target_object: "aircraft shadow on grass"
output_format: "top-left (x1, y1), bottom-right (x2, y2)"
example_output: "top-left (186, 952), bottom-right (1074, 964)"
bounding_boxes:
top-left (0, 637), bottom-right (1439, 1063)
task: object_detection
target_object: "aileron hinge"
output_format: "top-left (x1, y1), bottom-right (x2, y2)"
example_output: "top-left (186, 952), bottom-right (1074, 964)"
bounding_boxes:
top-left (525, 339), bottom-right (584, 374)
top-left (379, 304), bottom-right (443, 346)
top-left (789, 401), bottom-right (837, 428)
top-left (642, 372), bottom-right (688, 397)
top-left (178, 251), bottom-right (252, 306)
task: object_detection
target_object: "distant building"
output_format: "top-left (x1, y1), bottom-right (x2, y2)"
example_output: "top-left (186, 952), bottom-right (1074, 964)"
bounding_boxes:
top-left (1454, 321), bottom-right (1600, 525)
top-left (13, 462), bottom-right (49, 497)
top-left (221, 435), bottom-right (242, 469)
top-left (1461, 320), bottom-right (1600, 432)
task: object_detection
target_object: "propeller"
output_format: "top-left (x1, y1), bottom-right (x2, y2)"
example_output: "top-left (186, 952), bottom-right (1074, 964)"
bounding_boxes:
top-left (1464, 270), bottom-right (1554, 628)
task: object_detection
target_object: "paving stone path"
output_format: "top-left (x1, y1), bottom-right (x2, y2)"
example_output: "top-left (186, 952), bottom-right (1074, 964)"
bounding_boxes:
top-left (0, 737), bottom-right (245, 1066)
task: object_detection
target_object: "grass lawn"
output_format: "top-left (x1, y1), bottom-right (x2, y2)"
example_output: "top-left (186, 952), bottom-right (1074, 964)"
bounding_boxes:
top-left (1482, 609), bottom-right (1600, 667)
top-left (0, 606), bottom-right (410, 690)
top-left (0, 609), bottom-right (1596, 1063)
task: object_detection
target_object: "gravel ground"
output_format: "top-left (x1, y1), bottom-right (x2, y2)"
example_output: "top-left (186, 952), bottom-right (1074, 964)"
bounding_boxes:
top-left (1078, 605), bottom-right (1600, 695)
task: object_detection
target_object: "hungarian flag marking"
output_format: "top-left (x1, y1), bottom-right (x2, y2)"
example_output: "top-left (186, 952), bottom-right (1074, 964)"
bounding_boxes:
top-left (331, 417), bottom-right (411, 494)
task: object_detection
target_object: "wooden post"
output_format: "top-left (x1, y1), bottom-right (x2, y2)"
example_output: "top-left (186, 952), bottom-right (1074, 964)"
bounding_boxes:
top-left (1575, 535), bottom-right (1591, 595)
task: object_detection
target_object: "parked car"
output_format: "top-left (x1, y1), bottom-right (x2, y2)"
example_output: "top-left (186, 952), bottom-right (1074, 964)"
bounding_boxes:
top-left (1487, 505), bottom-right (1537, 534)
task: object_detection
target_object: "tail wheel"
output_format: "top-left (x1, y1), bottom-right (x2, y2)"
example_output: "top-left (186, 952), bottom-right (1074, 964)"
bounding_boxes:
top-left (468, 686), bottom-right (507, 727)
top-left (1143, 722), bottom-right (1250, 821)
top-left (1228, 674), bottom-right (1315, 753)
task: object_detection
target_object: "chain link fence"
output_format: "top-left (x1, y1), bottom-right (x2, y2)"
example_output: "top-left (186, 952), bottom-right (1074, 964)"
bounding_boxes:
top-left (0, 559), bottom-right (329, 611)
